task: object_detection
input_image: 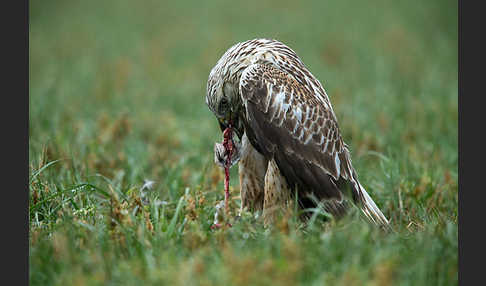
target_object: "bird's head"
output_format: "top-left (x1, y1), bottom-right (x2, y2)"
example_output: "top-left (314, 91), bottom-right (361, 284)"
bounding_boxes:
top-left (206, 43), bottom-right (252, 140)
top-left (206, 39), bottom-right (280, 139)
top-left (206, 77), bottom-right (244, 140)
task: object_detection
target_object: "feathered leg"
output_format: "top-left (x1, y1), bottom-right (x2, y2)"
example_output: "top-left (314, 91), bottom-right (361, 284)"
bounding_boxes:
top-left (263, 158), bottom-right (291, 226)
top-left (238, 134), bottom-right (267, 214)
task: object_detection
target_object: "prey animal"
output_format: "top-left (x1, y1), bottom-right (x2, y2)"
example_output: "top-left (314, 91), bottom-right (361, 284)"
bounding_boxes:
top-left (206, 38), bottom-right (388, 227)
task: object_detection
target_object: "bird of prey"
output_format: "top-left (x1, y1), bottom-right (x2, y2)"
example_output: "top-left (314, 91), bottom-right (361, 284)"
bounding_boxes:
top-left (206, 38), bottom-right (389, 227)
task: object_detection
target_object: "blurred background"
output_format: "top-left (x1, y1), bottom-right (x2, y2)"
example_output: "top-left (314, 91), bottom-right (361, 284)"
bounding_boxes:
top-left (30, 0), bottom-right (457, 180)
top-left (29, 0), bottom-right (457, 284)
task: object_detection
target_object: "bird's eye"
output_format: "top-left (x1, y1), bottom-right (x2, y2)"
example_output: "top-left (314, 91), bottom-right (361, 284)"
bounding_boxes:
top-left (220, 97), bottom-right (228, 107)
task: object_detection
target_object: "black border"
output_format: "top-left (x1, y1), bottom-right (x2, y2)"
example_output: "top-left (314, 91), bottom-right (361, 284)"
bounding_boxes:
top-left (3, 0), bottom-right (29, 284)
top-left (458, 0), bottom-right (482, 285)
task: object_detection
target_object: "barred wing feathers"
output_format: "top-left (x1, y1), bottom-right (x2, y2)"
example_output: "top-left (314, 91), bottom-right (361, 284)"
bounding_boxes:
top-left (239, 62), bottom-right (388, 226)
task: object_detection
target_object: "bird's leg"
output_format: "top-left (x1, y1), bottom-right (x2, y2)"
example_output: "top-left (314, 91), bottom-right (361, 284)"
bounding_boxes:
top-left (263, 159), bottom-right (291, 227)
top-left (238, 134), bottom-right (267, 216)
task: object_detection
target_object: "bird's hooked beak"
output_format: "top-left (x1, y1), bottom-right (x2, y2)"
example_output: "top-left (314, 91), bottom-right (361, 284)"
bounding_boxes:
top-left (218, 113), bottom-right (243, 140)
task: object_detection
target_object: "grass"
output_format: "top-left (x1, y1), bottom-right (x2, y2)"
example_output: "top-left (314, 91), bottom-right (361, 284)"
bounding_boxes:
top-left (29, 0), bottom-right (457, 285)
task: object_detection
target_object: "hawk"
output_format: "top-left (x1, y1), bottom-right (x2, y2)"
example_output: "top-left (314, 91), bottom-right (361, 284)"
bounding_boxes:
top-left (206, 38), bottom-right (389, 227)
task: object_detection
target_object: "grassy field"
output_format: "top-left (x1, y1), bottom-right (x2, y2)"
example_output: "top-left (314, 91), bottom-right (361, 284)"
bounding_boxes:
top-left (29, 0), bottom-right (457, 285)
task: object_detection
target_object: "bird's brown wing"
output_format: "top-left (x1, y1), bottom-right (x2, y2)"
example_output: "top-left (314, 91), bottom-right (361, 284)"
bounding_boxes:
top-left (239, 62), bottom-right (358, 204)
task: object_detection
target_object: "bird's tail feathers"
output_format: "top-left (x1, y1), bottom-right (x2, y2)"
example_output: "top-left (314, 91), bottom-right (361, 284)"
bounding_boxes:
top-left (348, 173), bottom-right (389, 228)
top-left (357, 182), bottom-right (389, 227)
